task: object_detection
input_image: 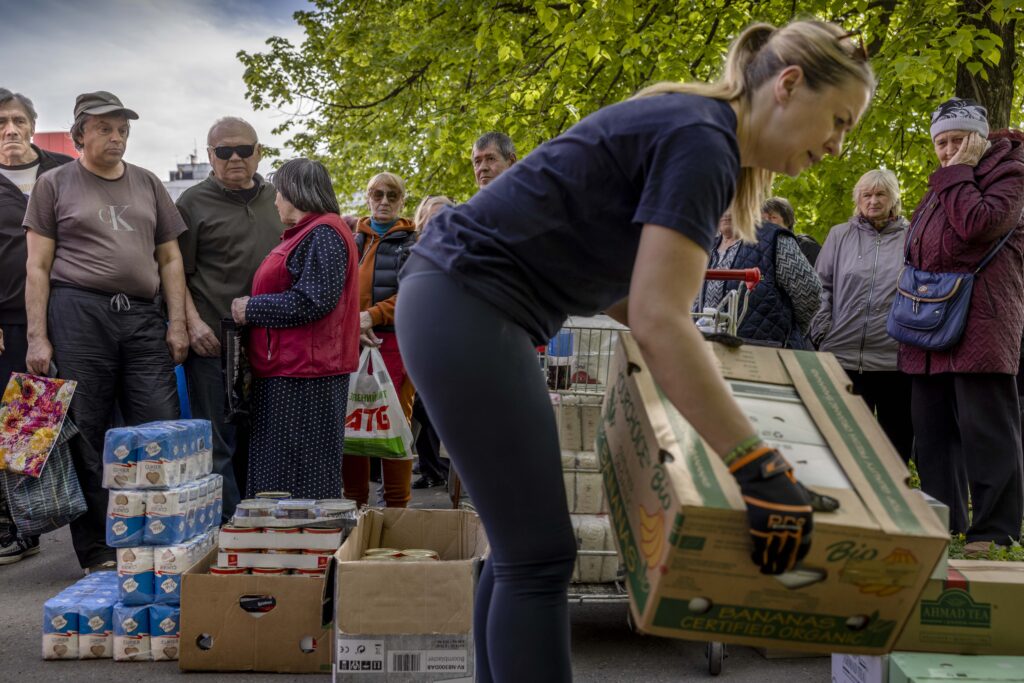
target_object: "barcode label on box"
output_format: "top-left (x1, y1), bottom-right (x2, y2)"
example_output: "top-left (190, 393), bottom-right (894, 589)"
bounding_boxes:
top-left (336, 639), bottom-right (385, 673)
top-left (389, 650), bottom-right (468, 674)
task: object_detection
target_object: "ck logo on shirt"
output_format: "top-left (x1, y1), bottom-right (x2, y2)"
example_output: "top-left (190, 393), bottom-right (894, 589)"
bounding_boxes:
top-left (99, 205), bottom-right (136, 232)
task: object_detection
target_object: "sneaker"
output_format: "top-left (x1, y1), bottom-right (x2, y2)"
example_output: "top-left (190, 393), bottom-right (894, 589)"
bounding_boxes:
top-left (84, 560), bottom-right (116, 575)
top-left (412, 476), bottom-right (445, 490)
top-left (0, 536), bottom-right (40, 566)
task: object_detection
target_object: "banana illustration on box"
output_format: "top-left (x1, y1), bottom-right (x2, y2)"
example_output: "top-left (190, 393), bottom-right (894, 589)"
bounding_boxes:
top-left (638, 505), bottom-right (665, 566)
top-left (844, 547), bottom-right (920, 597)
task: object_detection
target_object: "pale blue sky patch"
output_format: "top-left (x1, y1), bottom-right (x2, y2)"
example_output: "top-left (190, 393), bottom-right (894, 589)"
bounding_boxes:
top-left (0, 0), bottom-right (311, 177)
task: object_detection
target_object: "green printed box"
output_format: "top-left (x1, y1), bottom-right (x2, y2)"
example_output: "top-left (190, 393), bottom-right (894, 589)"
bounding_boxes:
top-left (895, 560), bottom-right (1024, 656)
top-left (598, 335), bottom-right (948, 655)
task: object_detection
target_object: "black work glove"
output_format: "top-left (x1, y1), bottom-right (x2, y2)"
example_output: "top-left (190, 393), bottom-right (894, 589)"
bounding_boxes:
top-left (729, 447), bottom-right (815, 575)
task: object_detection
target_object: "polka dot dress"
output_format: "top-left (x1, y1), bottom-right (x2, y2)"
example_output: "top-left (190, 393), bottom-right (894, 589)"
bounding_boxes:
top-left (245, 225), bottom-right (350, 499)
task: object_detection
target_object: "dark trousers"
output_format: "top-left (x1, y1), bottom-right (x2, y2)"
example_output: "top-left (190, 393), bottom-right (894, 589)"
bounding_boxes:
top-left (49, 286), bottom-right (180, 567)
top-left (911, 373), bottom-right (1024, 543)
top-left (412, 395), bottom-right (448, 482)
top-left (0, 322), bottom-right (31, 542)
top-left (846, 369), bottom-right (914, 464)
top-left (184, 353), bottom-right (242, 520)
top-left (397, 256), bottom-right (576, 683)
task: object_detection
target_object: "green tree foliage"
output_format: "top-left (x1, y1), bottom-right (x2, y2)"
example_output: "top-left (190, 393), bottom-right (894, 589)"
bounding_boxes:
top-left (239, 0), bottom-right (1023, 233)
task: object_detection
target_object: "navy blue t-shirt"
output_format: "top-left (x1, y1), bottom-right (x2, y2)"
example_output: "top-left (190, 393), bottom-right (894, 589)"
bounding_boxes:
top-left (413, 93), bottom-right (740, 344)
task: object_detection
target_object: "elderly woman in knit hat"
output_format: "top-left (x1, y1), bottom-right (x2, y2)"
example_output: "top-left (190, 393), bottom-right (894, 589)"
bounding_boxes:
top-left (899, 97), bottom-right (1024, 556)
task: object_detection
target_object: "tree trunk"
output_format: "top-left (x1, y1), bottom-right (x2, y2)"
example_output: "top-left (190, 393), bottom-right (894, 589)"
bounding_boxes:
top-left (955, 0), bottom-right (1017, 130)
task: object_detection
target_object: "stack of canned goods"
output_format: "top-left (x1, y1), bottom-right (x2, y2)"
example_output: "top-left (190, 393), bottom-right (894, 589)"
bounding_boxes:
top-left (232, 497), bottom-right (357, 529)
top-left (360, 548), bottom-right (441, 562)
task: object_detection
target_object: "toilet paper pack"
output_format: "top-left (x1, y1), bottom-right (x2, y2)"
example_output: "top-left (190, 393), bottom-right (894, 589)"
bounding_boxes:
top-left (42, 597), bottom-right (79, 660)
top-left (113, 602), bottom-right (150, 662)
top-left (106, 490), bottom-right (146, 547)
top-left (117, 547), bottom-right (155, 606)
top-left (144, 488), bottom-right (188, 546)
top-left (77, 597), bottom-right (115, 659)
top-left (149, 605), bottom-right (180, 661)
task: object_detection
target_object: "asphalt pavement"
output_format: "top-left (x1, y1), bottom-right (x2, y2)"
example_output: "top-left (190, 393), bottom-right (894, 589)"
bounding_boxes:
top-left (0, 484), bottom-right (831, 682)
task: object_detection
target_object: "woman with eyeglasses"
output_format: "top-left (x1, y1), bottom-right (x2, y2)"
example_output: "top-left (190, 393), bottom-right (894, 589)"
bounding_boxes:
top-left (341, 172), bottom-right (418, 509)
top-left (229, 158), bottom-right (360, 499)
top-left (397, 20), bottom-right (873, 682)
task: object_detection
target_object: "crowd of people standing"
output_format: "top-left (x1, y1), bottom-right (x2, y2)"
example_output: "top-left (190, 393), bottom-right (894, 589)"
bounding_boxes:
top-left (0, 27), bottom-right (1022, 683)
top-left (0, 84), bottom-right (518, 569)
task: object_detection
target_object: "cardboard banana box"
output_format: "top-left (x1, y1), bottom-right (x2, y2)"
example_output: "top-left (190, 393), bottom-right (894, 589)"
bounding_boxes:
top-left (598, 334), bottom-right (948, 654)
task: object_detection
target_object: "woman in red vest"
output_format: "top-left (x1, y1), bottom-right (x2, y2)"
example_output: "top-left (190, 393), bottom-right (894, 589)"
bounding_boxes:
top-left (230, 158), bottom-right (360, 499)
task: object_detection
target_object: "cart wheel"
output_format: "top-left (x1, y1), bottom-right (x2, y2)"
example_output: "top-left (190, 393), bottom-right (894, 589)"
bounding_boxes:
top-left (706, 641), bottom-right (725, 676)
top-left (625, 611), bottom-right (644, 636)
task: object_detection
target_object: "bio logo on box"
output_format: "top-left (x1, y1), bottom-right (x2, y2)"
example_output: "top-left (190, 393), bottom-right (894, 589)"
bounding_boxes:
top-left (919, 567), bottom-right (991, 629)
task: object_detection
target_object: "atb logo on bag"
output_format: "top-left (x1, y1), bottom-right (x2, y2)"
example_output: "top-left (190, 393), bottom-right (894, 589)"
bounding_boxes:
top-left (343, 348), bottom-right (414, 460)
top-left (345, 392), bottom-right (392, 432)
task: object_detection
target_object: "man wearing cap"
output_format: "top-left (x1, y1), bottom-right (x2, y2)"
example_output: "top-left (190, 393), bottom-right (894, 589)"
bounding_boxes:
top-left (0, 88), bottom-right (73, 566)
top-left (176, 116), bottom-right (283, 521)
top-left (23, 91), bottom-right (189, 572)
top-left (900, 96), bottom-right (1024, 557)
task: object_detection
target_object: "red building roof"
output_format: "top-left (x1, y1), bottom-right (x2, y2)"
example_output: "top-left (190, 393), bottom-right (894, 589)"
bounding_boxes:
top-left (33, 132), bottom-right (78, 158)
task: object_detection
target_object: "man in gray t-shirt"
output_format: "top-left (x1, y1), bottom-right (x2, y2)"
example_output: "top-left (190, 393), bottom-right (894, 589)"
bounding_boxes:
top-left (176, 116), bottom-right (284, 520)
top-left (22, 91), bottom-right (189, 572)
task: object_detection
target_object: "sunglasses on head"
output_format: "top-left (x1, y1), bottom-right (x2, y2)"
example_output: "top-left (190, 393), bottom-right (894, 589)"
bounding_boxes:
top-left (210, 144), bottom-right (256, 160)
top-left (369, 189), bottom-right (401, 202)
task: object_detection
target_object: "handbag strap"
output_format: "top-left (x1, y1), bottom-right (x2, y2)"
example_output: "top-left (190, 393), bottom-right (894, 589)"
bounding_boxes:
top-left (905, 193), bottom-right (1019, 275)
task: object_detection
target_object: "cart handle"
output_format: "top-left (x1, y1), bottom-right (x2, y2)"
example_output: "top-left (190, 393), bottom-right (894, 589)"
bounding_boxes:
top-left (704, 267), bottom-right (761, 291)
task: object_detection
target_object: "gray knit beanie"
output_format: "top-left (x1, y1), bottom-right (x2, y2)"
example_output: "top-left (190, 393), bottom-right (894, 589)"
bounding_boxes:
top-left (930, 97), bottom-right (989, 140)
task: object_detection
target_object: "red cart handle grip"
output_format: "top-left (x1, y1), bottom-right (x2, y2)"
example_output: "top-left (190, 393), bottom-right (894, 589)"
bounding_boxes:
top-left (704, 268), bottom-right (761, 291)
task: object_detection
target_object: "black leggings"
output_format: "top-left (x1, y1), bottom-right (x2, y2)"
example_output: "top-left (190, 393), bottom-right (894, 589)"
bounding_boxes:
top-left (396, 256), bottom-right (576, 683)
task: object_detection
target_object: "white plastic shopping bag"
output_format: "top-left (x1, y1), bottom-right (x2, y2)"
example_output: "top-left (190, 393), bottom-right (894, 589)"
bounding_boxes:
top-left (343, 347), bottom-right (414, 459)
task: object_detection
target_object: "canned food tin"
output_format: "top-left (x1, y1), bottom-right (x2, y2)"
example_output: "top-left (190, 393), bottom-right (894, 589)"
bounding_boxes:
top-left (210, 566), bottom-right (249, 575)
top-left (363, 548), bottom-right (401, 557)
top-left (401, 549), bottom-right (440, 560)
top-left (315, 499), bottom-right (357, 518)
top-left (273, 499), bottom-right (318, 520)
top-left (220, 548), bottom-right (260, 553)
top-left (254, 491), bottom-right (292, 500)
top-left (251, 567), bottom-right (290, 575)
top-left (303, 526), bottom-right (343, 534)
top-left (222, 525), bottom-right (263, 534)
top-left (295, 568), bottom-right (326, 577)
top-left (235, 499), bottom-right (276, 517)
top-left (361, 555), bottom-right (398, 561)
top-left (302, 548), bottom-right (335, 555)
top-left (265, 549), bottom-right (301, 555)
top-left (264, 527), bottom-right (302, 534)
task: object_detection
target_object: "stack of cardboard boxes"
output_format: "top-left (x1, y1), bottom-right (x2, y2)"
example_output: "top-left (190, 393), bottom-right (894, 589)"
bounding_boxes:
top-left (555, 392), bottom-right (620, 584)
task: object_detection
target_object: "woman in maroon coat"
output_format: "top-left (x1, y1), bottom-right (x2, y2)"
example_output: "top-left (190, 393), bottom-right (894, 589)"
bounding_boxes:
top-left (901, 98), bottom-right (1024, 555)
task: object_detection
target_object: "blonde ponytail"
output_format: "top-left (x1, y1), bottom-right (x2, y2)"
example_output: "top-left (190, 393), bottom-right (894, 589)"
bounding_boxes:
top-left (634, 20), bottom-right (874, 241)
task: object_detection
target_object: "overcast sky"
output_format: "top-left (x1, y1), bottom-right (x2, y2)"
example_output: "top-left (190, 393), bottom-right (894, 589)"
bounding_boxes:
top-left (0, 0), bottom-right (310, 177)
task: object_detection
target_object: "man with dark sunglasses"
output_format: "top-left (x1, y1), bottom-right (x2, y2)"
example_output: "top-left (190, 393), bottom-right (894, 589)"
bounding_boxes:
top-left (176, 117), bottom-right (284, 520)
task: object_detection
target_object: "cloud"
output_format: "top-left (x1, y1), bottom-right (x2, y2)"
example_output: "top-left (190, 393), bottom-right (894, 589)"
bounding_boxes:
top-left (0, 0), bottom-right (309, 177)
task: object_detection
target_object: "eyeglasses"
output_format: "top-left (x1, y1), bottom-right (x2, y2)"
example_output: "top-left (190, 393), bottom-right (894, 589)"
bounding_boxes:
top-left (368, 189), bottom-right (401, 202)
top-left (209, 144), bottom-right (256, 160)
top-left (837, 30), bottom-right (869, 62)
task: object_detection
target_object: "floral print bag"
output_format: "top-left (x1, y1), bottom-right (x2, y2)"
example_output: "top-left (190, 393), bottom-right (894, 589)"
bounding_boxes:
top-left (0, 373), bottom-right (87, 536)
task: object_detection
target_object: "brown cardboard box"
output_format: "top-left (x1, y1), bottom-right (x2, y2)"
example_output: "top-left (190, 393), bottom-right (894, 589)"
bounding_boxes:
top-left (894, 560), bottom-right (1024, 656)
top-left (599, 335), bottom-right (948, 654)
top-left (178, 554), bottom-right (334, 672)
top-left (333, 508), bottom-right (487, 682)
